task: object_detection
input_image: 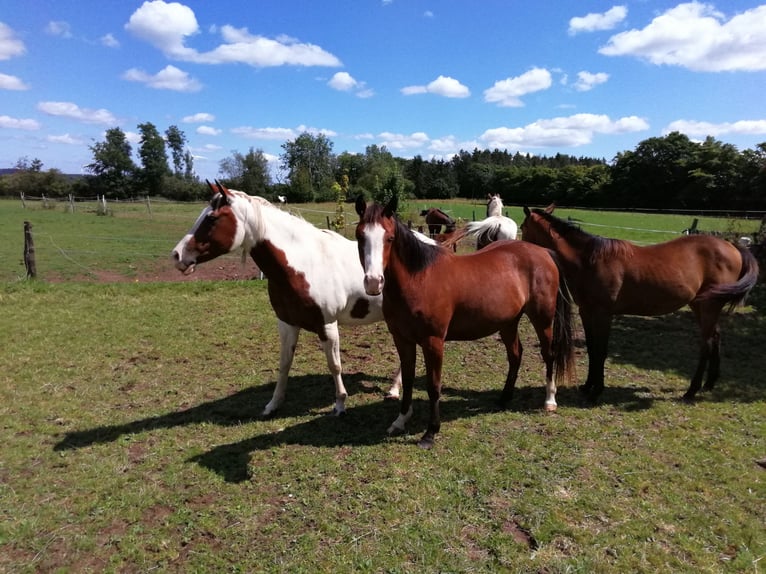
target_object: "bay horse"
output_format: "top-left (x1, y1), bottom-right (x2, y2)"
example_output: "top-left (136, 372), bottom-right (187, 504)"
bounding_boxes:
top-left (420, 207), bottom-right (456, 237)
top-left (520, 204), bottom-right (759, 402)
top-left (355, 195), bottom-right (576, 449)
top-left (171, 181), bottom-right (402, 417)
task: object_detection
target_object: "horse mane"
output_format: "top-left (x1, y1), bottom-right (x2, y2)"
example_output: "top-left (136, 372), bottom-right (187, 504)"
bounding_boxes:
top-left (532, 208), bottom-right (632, 262)
top-left (361, 202), bottom-right (443, 273)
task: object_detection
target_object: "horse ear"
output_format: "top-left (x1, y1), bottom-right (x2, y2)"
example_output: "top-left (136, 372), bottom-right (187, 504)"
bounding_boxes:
top-left (215, 180), bottom-right (231, 205)
top-left (355, 195), bottom-right (367, 218)
top-left (544, 203), bottom-right (556, 214)
top-left (206, 180), bottom-right (216, 194)
top-left (383, 195), bottom-right (398, 217)
top-left (523, 206), bottom-right (531, 217)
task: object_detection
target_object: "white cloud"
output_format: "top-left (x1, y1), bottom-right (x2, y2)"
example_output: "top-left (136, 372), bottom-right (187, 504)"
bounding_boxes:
top-left (0, 115), bottom-right (40, 130)
top-left (665, 118), bottom-right (766, 137)
top-left (100, 33), bottom-right (119, 48)
top-left (401, 75), bottom-right (470, 98)
top-left (47, 133), bottom-right (83, 145)
top-left (573, 71), bottom-right (609, 92)
top-left (196, 125), bottom-right (221, 136)
top-left (484, 68), bottom-right (552, 107)
top-left (0, 72), bottom-right (29, 90)
top-left (480, 113), bottom-right (649, 149)
top-left (328, 71), bottom-right (373, 97)
top-left (600, 3), bottom-right (766, 71)
top-left (46, 21), bottom-right (73, 38)
top-left (122, 65), bottom-right (202, 92)
top-left (37, 101), bottom-right (118, 125)
top-left (377, 131), bottom-right (430, 150)
top-left (125, 1), bottom-right (341, 67)
top-left (569, 6), bottom-right (627, 35)
top-left (232, 126), bottom-right (297, 140)
top-left (0, 22), bottom-right (26, 60)
top-left (183, 112), bottom-right (215, 123)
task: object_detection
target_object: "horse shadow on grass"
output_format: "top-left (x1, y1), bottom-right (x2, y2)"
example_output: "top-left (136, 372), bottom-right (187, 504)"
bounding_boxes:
top-left (605, 310), bottom-right (766, 403)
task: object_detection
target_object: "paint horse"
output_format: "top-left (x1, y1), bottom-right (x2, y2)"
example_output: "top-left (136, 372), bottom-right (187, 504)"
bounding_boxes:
top-left (355, 195), bottom-right (576, 449)
top-left (171, 181), bottom-right (402, 417)
top-left (520, 204), bottom-right (759, 401)
top-left (447, 194), bottom-right (517, 250)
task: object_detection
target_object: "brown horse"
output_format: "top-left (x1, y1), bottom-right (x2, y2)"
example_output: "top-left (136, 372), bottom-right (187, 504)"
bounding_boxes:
top-left (356, 196), bottom-right (576, 449)
top-left (520, 204), bottom-right (759, 402)
top-left (420, 207), bottom-right (456, 236)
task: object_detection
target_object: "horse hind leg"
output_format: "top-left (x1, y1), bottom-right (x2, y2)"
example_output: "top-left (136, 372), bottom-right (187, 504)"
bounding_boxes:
top-left (527, 319), bottom-right (558, 412)
top-left (262, 321), bottom-right (300, 417)
top-left (498, 322), bottom-right (523, 409)
top-left (684, 304), bottom-right (722, 400)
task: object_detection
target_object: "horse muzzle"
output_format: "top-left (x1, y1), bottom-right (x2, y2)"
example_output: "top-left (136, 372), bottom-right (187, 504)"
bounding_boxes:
top-left (363, 274), bottom-right (384, 296)
top-left (171, 250), bottom-right (196, 275)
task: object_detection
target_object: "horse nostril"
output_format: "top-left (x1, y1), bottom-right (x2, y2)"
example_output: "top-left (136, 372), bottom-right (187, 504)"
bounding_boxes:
top-left (172, 251), bottom-right (180, 262)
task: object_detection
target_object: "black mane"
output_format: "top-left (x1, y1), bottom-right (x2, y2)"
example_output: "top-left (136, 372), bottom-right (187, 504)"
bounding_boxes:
top-left (531, 208), bottom-right (629, 261)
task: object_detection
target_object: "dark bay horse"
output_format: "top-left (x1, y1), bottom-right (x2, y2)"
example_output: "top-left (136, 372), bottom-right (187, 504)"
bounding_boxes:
top-left (520, 204), bottom-right (759, 401)
top-left (171, 182), bottom-right (402, 416)
top-left (420, 207), bottom-right (456, 237)
top-left (356, 196), bottom-right (576, 449)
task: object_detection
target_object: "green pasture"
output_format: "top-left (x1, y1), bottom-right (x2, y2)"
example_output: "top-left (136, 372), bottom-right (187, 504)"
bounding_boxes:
top-left (0, 196), bottom-right (764, 572)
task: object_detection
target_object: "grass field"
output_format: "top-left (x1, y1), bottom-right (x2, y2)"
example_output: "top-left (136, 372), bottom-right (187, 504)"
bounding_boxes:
top-left (0, 196), bottom-right (764, 572)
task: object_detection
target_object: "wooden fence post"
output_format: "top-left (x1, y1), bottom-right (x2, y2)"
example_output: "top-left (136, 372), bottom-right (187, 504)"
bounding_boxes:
top-left (145, 196), bottom-right (153, 217)
top-left (20, 192), bottom-right (26, 209)
top-left (23, 221), bottom-right (37, 279)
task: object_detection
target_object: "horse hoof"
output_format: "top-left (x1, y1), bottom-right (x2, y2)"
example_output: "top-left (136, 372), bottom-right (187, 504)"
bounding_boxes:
top-left (417, 437), bottom-right (434, 450)
top-left (331, 407), bottom-right (347, 417)
top-left (387, 425), bottom-right (406, 437)
top-left (384, 393), bottom-right (400, 401)
top-left (544, 403), bottom-right (557, 412)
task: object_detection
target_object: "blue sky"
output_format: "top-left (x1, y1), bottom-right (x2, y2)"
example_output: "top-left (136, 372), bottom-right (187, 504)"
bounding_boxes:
top-left (1, 0), bottom-right (765, 182)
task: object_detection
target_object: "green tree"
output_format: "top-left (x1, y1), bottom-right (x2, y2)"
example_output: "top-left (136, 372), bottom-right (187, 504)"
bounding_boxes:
top-left (87, 128), bottom-right (137, 198)
top-left (218, 147), bottom-right (272, 195)
top-left (280, 132), bottom-right (335, 201)
top-left (136, 122), bottom-right (169, 196)
top-left (165, 125), bottom-right (192, 177)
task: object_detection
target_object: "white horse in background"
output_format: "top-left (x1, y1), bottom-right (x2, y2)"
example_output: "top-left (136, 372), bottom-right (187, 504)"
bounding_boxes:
top-left (171, 181), bottom-right (402, 417)
top-left (462, 194), bottom-right (518, 249)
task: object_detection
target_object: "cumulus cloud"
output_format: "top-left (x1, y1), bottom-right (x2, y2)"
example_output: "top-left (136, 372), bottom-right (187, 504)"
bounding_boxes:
top-left (0, 115), bottom-right (40, 130)
top-left (573, 71), bottom-right (609, 92)
top-left (231, 125), bottom-right (337, 140)
top-left (376, 131), bottom-right (430, 150)
top-left (46, 21), bottom-right (73, 38)
top-left (47, 133), bottom-right (83, 145)
top-left (125, 0), bottom-right (341, 67)
top-left (600, 3), bottom-right (766, 71)
top-left (569, 6), bottom-right (627, 35)
top-left (183, 112), bottom-right (215, 123)
top-left (122, 65), bottom-right (202, 92)
top-left (37, 101), bottom-right (118, 125)
top-left (0, 22), bottom-right (26, 60)
top-left (401, 75), bottom-right (470, 98)
top-left (196, 125), bottom-right (221, 136)
top-left (328, 72), bottom-right (374, 97)
top-left (100, 33), bottom-right (119, 48)
top-left (480, 113), bottom-right (649, 149)
top-left (484, 68), bottom-right (552, 107)
top-left (0, 72), bottom-right (29, 90)
top-left (665, 118), bottom-right (766, 137)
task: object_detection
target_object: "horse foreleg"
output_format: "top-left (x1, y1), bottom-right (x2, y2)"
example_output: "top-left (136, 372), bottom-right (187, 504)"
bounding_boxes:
top-left (319, 321), bottom-right (347, 415)
top-left (388, 335), bottom-right (416, 436)
top-left (529, 320), bottom-right (558, 412)
top-left (580, 311), bottom-right (611, 401)
top-left (498, 323), bottom-right (522, 409)
top-left (385, 366), bottom-right (403, 400)
top-left (262, 321), bottom-right (300, 417)
top-left (418, 337), bottom-right (445, 450)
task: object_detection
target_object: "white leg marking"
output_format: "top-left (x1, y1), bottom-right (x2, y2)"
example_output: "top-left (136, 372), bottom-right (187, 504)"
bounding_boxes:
top-left (386, 367), bottom-right (402, 399)
top-left (387, 406), bottom-right (413, 435)
top-left (321, 322), bottom-right (347, 415)
top-left (262, 321), bottom-right (300, 416)
top-left (544, 374), bottom-right (558, 412)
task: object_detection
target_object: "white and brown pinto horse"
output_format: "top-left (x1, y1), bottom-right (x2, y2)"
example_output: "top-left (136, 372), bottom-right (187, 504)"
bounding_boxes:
top-left (171, 182), bottom-right (401, 416)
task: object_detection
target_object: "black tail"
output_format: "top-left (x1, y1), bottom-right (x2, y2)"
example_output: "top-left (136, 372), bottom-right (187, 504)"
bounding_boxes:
top-left (696, 243), bottom-right (760, 312)
top-left (550, 250), bottom-right (576, 385)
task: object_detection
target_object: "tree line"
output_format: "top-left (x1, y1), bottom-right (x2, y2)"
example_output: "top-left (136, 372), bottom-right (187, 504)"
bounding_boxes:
top-left (1, 124), bottom-right (764, 211)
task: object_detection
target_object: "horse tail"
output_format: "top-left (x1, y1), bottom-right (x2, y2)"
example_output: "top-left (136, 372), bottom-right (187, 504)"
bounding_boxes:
top-left (695, 243), bottom-right (760, 313)
top-left (549, 250), bottom-right (577, 385)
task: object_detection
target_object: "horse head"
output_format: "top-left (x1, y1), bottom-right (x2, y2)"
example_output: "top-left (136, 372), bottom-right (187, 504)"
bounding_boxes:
top-left (355, 195), bottom-right (398, 296)
top-left (171, 180), bottom-right (247, 274)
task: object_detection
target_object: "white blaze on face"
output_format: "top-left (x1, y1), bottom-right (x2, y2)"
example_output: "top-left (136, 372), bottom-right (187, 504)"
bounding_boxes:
top-left (360, 222), bottom-right (387, 296)
top-left (170, 206), bottom-right (211, 272)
